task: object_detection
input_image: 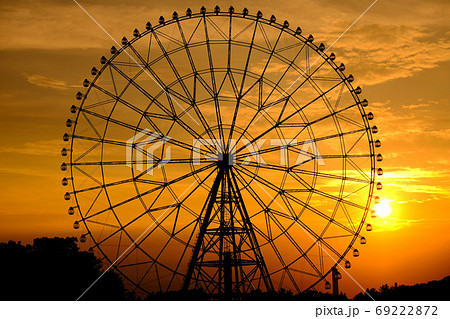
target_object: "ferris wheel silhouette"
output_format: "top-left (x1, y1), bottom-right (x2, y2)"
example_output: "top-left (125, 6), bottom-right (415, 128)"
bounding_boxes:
top-left (62, 6), bottom-right (383, 298)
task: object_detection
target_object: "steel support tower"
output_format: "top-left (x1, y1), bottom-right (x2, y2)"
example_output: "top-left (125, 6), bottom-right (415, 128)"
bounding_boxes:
top-left (182, 153), bottom-right (274, 298)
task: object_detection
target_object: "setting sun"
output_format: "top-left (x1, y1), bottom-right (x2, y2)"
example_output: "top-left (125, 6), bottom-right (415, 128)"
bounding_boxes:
top-left (374, 200), bottom-right (392, 218)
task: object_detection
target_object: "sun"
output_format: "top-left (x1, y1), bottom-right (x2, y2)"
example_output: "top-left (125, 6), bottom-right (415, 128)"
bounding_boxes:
top-left (374, 200), bottom-right (392, 218)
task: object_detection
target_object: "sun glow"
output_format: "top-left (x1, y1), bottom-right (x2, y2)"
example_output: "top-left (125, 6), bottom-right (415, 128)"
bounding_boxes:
top-left (374, 200), bottom-right (392, 218)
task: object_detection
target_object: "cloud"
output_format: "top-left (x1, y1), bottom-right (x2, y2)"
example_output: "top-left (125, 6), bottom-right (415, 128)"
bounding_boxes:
top-left (370, 104), bottom-right (426, 139)
top-left (383, 168), bottom-right (450, 197)
top-left (426, 128), bottom-right (450, 140)
top-left (0, 1), bottom-right (161, 50)
top-left (367, 101), bottom-right (450, 144)
top-left (402, 103), bottom-right (429, 110)
top-left (1, 0), bottom-right (449, 90)
top-left (402, 100), bottom-right (439, 110)
top-left (24, 74), bottom-right (69, 90)
top-left (0, 167), bottom-right (57, 178)
top-left (0, 139), bottom-right (63, 156)
top-left (372, 217), bottom-right (423, 233)
top-left (323, 24), bottom-right (450, 86)
top-left (427, 159), bottom-right (449, 165)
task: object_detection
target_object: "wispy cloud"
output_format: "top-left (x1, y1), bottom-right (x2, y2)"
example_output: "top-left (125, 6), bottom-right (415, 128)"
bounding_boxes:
top-left (24, 74), bottom-right (69, 90)
top-left (383, 168), bottom-right (450, 197)
top-left (402, 103), bottom-right (429, 110)
top-left (372, 217), bottom-right (423, 233)
top-left (325, 24), bottom-right (450, 86)
top-left (402, 100), bottom-right (439, 110)
top-left (0, 139), bottom-right (63, 156)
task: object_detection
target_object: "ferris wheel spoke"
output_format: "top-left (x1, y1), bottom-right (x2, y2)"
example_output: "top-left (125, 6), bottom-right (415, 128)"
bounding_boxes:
top-left (254, 178), bottom-right (347, 267)
top-left (82, 107), bottom-right (152, 133)
top-left (240, 161), bottom-right (368, 185)
top-left (73, 165), bottom-right (102, 186)
top-left (240, 177), bottom-right (324, 286)
top-left (106, 63), bottom-right (216, 152)
top-left (238, 19), bottom-right (258, 96)
top-left (153, 29), bottom-right (184, 46)
top-left (115, 167), bottom-right (218, 275)
top-left (175, 20), bottom-right (198, 72)
top-left (71, 178), bottom-right (134, 195)
top-left (71, 130), bottom-right (207, 160)
top-left (260, 28), bottom-right (285, 82)
top-left (340, 202), bottom-right (357, 232)
top-left (80, 111), bottom-right (102, 139)
top-left (333, 82), bottom-right (345, 111)
top-left (84, 192), bottom-right (164, 222)
top-left (118, 260), bottom-right (154, 269)
top-left (347, 157), bottom-right (371, 181)
top-left (262, 42), bottom-right (307, 106)
top-left (234, 98), bottom-right (360, 156)
top-left (133, 234), bottom-right (177, 288)
top-left (288, 267), bottom-right (321, 278)
top-left (346, 131), bottom-right (366, 154)
top-left (233, 168), bottom-right (307, 262)
top-left (266, 210), bottom-right (323, 285)
top-left (258, 23), bottom-right (272, 52)
top-left (107, 69), bottom-right (215, 151)
top-left (81, 189), bottom-right (103, 218)
top-left (232, 20), bottom-right (255, 40)
top-left (82, 98), bottom-right (116, 110)
top-left (342, 182), bottom-right (370, 200)
top-left (233, 170), bottom-right (271, 217)
top-left (90, 82), bottom-right (148, 117)
top-left (336, 113), bottom-right (365, 129)
top-left (289, 170), bottom-right (367, 210)
top-left (86, 219), bottom-right (120, 229)
top-left (106, 61), bottom-right (171, 114)
top-left (226, 20), bottom-right (260, 146)
top-left (275, 40), bottom-right (304, 54)
top-left (234, 126), bottom-right (367, 162)
top-left (235, 78), bottom-right (346, 155)
top-left (205, 16), bottom-right (228, 40)
top-left (277, 193), bottom-right (351, 262)
top-left (108, 64), bottom-right (119, 96)
top-left (235, 165), bottom-right (357, 236)
top-left (231, 86), bottom-right (283, 148)
top-left (308, 102), bottom-right (359, 126)
top-left (80, 109), bottom-right (194, 154)
top-left (217, 69), bottom-right (240, 99)
top-left (84, 163), bottom-right (216, 224)
top-left (317, 154), bottom-right (371, 160)
top-left (173, 21), bottom-right (221, 144)
top-left (93, 188), bottom-right (169, 254)
top-left (202, 16), bottom-right (224, 144)
top-left (73, 142), bottom-right (101, 163)
top-left (149, 30), bottom-right (196, 105)
top-left (126, 43), bottom-right (175, 95)
top-left (263, 50), bottom-right (328, 108)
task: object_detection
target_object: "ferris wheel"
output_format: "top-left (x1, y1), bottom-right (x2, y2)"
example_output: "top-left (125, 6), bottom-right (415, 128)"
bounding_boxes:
top-left (61, 6), bottom-right (383, 296)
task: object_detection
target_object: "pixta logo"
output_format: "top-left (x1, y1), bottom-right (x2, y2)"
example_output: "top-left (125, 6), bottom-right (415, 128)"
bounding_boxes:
top-left (192, 138), bottom-right (325, 166)
top-left (126, 129), bottom-right (325, 176)
top-left (126, 129), bottom-right (171, 175)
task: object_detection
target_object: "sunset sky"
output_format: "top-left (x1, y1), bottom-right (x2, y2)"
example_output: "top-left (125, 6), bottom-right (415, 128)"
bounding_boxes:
top-left (0, 0), bottom-right (449, 297)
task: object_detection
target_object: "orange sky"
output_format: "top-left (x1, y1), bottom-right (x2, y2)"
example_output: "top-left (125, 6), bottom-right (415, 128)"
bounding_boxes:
top-left (0, 0), bottom-right (449, 297)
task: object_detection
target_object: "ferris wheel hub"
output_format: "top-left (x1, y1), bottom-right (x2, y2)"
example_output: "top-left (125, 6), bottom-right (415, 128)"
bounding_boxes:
top-left (217, 152), bottom-right (234, 169)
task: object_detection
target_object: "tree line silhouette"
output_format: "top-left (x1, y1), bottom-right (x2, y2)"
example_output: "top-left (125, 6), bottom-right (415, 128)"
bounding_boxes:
top-left (0, 237), bottom-right (448, 300)
top-left (0, 237), bottom-right (131, 300)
